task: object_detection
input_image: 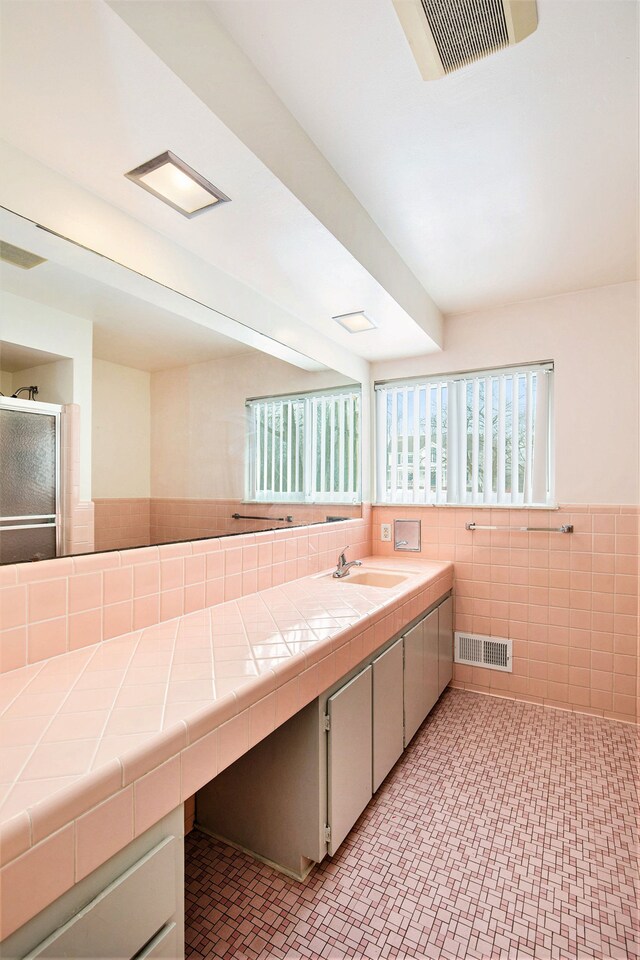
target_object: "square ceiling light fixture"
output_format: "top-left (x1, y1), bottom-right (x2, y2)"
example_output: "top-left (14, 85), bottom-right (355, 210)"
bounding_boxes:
top-left (332, 311), bottom-right (377, 334)
top-left (125, 151), bottom-right (230, 218)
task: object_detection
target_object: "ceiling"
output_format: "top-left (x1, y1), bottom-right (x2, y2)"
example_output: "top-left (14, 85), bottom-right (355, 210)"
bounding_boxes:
top-left (0, 343), bottom-right (64, 374)
top-left (0, 0), bottom-right (637, 373)
top-left (0, 206), bottom-right (335, 373)
top-left (211, 0), bottom-right (639, 315)
top-left (0, 0), bottom-right (439, 368)
top-left (0, 257), bottom-right (253, 372)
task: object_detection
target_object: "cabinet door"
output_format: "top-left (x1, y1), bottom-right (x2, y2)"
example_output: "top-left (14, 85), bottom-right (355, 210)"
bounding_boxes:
top-left (403, 620), bottom-right (424, 746)
top-left (134, 921), bottom-right (179, 959)
top-left (327, 666), bottom-right (372, 855)
top-left (28, 837), bottom-right (177, 959)
top-left (372, 639), bottom-right (404, 792)
top-left (438, 595), bottom-right (453, 695)
top-left (423, 607), bottom-right (440, 716)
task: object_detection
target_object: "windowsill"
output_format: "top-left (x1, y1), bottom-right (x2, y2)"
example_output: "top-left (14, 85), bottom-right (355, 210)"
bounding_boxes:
top-left (372, 503), bottom-right (559, 510)
top-left (242, 500), bottom-right (363, 507)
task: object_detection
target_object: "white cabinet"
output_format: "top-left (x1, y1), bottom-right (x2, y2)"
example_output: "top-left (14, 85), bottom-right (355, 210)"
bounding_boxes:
top-left (326, 666), bottom-right (372, 855)
top-left (1, 808), bottom-right (184, 960)
top-left (372, 639), bottom-right (404, 792)
top-left (438, 594), bottom-right (453, 695)
top-left (403, 619), bottom-right (425, 746)
top-left (197, 591), bottom-right (453, 876)
top-left (135, 922), bottom-right (179, 959)
top-left (423, 607), bottom-right (440, 717)
top-left (26, 838), bottom-right (178, 959)
top-left (403, 608), bottom-right (439, 747)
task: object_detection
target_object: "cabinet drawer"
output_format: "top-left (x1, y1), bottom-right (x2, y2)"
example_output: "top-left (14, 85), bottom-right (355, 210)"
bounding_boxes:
top-left (26, 837), bottom-right (178, 959)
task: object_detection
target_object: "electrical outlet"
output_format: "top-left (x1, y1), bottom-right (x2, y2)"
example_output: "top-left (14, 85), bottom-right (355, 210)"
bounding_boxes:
top-left (380, 523), bottom-right (392, 542)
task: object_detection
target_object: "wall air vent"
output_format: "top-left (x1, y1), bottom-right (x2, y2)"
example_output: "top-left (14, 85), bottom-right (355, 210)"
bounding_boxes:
top-left (392, 0), bottom-right (538, 79)
top-left (455, 632), bottom-right (512, 672)
top-left (0, 241), bottom-right (47, 270)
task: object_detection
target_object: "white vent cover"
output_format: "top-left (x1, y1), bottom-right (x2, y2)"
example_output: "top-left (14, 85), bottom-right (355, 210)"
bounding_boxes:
top-left (455, 632), bottom-right (512, 672)
top-left (392, 0), bottom-right (538, 80)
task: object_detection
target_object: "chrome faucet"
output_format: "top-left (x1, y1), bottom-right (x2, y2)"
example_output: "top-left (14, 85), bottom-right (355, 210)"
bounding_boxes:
top-left (333, 546), bottom-right (362, 579)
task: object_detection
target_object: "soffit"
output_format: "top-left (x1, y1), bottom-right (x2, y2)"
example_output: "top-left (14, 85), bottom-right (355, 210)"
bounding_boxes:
top-left (0, 0), bottom-right (440, 363)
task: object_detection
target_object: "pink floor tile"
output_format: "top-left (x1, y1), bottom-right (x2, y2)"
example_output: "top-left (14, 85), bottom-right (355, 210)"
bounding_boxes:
top-left (185, 689), bottom-right (639, 960)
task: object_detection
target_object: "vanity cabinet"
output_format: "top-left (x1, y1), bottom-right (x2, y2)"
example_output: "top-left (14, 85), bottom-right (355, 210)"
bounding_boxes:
top-left (372, 639), bottom-right (404, 792)
top-left (438, 595), bottom-right (454, 695)
top-left (326, 666), bottom-right (373, 855)
top-left (403, 607), bottom-right (440, 747)
top-left (1, 809), bottom-right (184, 960)
top-left (197, 591), bottom-right (453, 878)
top-left (326, 638), bottom-right (404, 854)
top-left (404, 615), bottom-right (427, 745)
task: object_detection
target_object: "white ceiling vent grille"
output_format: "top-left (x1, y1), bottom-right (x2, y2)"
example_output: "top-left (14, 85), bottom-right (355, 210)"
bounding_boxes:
top-left (455, 632), bottom-right (512, 672)
top-left (392, 0), bottom-right (538, 80)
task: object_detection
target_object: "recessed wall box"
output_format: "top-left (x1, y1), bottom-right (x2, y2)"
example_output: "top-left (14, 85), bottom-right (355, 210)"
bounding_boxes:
top-left (394, 519), bottom-right (421, 551)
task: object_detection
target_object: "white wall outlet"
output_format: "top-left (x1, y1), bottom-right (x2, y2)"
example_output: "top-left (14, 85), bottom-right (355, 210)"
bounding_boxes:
top-left (380, 523), bottom-right (392, 542)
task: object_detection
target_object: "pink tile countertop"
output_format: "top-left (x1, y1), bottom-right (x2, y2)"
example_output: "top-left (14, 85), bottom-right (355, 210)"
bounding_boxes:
top-left (0, 557), bottom-right (452, 939)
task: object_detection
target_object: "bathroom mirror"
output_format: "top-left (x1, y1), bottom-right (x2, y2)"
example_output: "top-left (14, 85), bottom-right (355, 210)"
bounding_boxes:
top-left (0, 209), bottom-right (363, 564)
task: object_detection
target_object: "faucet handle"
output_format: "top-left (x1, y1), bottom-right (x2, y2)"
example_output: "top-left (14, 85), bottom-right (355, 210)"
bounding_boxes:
top-left (339, 546), bottom-right (350, 560)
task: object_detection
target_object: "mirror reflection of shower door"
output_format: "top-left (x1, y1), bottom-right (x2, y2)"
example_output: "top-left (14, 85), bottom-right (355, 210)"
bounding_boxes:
top-left (0, 398), bottom-right (61, 564)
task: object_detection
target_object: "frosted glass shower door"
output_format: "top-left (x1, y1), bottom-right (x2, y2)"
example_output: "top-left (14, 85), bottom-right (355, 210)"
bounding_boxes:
top-left (0, 399), bottom-right (61, 564)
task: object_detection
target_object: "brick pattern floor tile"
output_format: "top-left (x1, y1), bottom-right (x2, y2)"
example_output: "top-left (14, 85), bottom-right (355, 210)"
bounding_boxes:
top-left (185, 689), bottom-right (639, 959)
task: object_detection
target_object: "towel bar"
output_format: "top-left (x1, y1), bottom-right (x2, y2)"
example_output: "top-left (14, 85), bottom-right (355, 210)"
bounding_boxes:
top-left (232, 513), bottom-right (294, 522)
top-left (465, 522), bottom-right (573, 533)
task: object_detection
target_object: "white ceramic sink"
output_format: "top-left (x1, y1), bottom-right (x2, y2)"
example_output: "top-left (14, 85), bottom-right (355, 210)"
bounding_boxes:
top-left (335, 570), bottom-right (408, 588)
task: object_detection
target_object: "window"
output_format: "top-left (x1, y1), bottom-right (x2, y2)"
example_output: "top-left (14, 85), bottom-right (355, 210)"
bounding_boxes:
top-left (375, 363), bottom-right (553, 506)
top-left (246, 386), bottom-right (361, 503)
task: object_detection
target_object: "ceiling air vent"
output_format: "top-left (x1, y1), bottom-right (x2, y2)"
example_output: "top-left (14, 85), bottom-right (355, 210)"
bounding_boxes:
top-left (392, 0), bottom-right (538, 79)
top-left (0, 241), bottom-right (47, 270)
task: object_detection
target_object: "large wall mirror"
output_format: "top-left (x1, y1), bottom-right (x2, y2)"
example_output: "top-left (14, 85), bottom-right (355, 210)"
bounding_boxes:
top-left (0, 208), bottom-right (363, 564)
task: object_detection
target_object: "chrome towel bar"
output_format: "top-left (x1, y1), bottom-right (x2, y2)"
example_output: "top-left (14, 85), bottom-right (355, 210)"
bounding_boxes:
top-left (465, 522), bottom-right (573, 533)
top-left (232, 513), bottom-right (294, 522)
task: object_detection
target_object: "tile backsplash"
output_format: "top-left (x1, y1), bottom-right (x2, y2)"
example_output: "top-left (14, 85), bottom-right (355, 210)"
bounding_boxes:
top-left (93, 498), bottom-right (363, 552)
top-left (2, 498), bottom-right (637, 726)
top-left (0, 515), bottom-right (372, 673)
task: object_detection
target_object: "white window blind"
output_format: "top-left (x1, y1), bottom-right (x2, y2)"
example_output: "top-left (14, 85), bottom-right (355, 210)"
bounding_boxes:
top-left (376, 363), bottom-right (553, 506)
top-left (246, 386), bottom-right (361, 504)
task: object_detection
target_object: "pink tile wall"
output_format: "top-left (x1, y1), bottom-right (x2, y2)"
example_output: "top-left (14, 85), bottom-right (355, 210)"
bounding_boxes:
top-left (93, 500), bottom-right (151, 552)
top-left (60, 405), bottom-right (94, 557)
top-left (0, 515), bottom-right (371, 674)
top-left (92, 498), bottom-right (362, 552)
top-left (373, 505), bottom-right (639, 724)
top-left (149, 499), bottom-right (362, 543)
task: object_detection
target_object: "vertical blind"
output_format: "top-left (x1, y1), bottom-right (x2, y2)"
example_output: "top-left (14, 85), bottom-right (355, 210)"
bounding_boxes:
top-left (246, 386), bottom-right (360, 503)
top-left (375, 363), bottom-right (553, 506)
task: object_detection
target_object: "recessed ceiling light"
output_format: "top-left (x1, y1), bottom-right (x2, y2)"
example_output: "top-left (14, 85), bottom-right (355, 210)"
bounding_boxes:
top-left (125, 151), bottom-right (230, 218)
top-left (0, 240), bottom-right (47, 269)
top-left (332, 311), bottom-right (377, 334)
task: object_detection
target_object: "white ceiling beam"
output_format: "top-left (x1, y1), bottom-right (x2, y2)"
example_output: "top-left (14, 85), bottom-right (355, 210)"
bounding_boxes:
top-left (0, 140), bottom-right (369, 383)
top-left (107, 0), bottom-right (443, 350)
